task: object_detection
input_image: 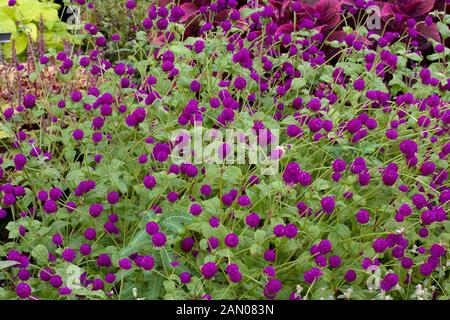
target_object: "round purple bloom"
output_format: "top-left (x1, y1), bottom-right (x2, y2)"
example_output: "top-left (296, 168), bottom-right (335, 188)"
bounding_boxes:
top-left (224, 233), bottom-right (239, 248)
top-left (372, 238), bottom-right (388, 253)
top-left (355, 209), bottom-right (370, 224)
top-left (152, 232), bottom-right (167, 248)
top-left (180, 272), bottom-right (191, 284)
top-left (353, 79), bottom-right (365, 91)
top-left (97, 253), bottom-right (112, 267)
top-left (284, 224), bottom-right (298, 238)
top-left (329, 255), bottom-right (341, 268)
top-left (200, 262), bottom-right (218, 279)
top-left (145, 222), bottom-right (159, 235)
top-left (23, 94), bottom-right (36, 108)
top-left (344, 269), bottom-right (357, 282)
top-left (119, 258), bottom-right (132, 270)
top-left (72, 129), bottom-right (84, 141)
top-left (189, 203), bottom-right (203, 216)
top-left (245, 212), bottom-right (261, 228)
top-left (16, 283), bottom-right (31, 299)
top-left (318, 239), bottom-right (332, 254)
top-left (61, 248), bottom-right (77, 262)
top-left (321, 196), bottom-right (335, 214)
top-left (303, 268), bottom-right (322, 284)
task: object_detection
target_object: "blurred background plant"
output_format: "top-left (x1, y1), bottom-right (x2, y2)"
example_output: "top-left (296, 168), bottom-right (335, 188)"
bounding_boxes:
top-left (0, 0), bottom-right (77, 60)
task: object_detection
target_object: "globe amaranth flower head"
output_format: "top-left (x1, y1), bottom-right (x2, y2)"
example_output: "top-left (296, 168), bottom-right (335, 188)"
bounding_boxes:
top-left (145, 221), bottom-right (159, 235)
top-left (136, 255), bottom-right (155, 270)
top-left (321, 196), bottom-right (335, 214)
top-left (152, 232), bottom-right (167, 248)
top-left (232, 48), bottom-right (253, 69)
top-left (119, 258), bottom-right (133, 270)
top-left (179, 272), bottom-right (191, 284)
top-left (264, 249), bottom-right (276, 262)
top-left (318, 239), bottom-right (332, 255)
top-left (264, 279), bottom-right (282, 299)
top-left (226, 263), bottom-right (242, 283)
top-left (200, 262), bottom-right (218, 279)
top-left (245, 212), bottom-right (261, 228)
top-left (344, 269), bottom-right (357, 282)
top-left (224, 233), bottom-right (239, 248)
top-left (380, 273), bottom-right (399, 291)
top-left (16, 283), bottom-right (31, 299)
top-left (189, 203), bottom-right (203, 216)
top-left (96, 253), bottom-right (112, 267)
top-left (355, 209), bottom-right (370, 224)
top-left (23, 94), bottom-right (36, 108)
top-left (61, 248), bottom-right (77, 262)
top-left (304, 268), bottom-right (323, 284)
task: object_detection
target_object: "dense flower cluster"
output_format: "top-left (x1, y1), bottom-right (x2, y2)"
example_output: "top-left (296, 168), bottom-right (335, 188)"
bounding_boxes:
top-left (0, 0), bottom-right (449, 300)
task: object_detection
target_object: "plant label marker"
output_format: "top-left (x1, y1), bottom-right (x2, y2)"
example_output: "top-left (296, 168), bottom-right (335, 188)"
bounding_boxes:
top-left (0, 32), bottom-right (12, 63)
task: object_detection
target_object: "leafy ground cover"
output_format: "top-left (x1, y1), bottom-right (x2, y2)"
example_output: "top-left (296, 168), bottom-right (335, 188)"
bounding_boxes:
top-left (0, 0), bottom-right (449, 300)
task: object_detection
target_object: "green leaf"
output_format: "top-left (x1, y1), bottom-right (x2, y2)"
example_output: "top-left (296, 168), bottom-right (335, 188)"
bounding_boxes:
top-left (40, 7), bottom-right (59, 30)
top-left (202, 197), bottom-right (221, 215)
top-left (162, 213), bottom-right (193, 234)
top-left (405, 52), bottom-right (422, 62)
top-left (254, 230), bottom-right (266, 242)
top-left (0, 130), bottom-right (12, 139)
top-left (65, 169), bottom-right (84, 185)
top-left (427, 53), bottom-right (441, 61)
top-left (16, 0), bottom-right (42, 22)
top-left (23, 22), bottom-right (37, 41)
top-left (437, 22), bottom-right (450, 39)
top-left (330, 224), bottom-right (351, 242)
top-left (120, 213), bottom-right (154, 256)
top-left (291, 78), bottom-right (306, 91)
top-left (222, 166), bottom-right (242, 183)
top-left (0, 260), bottom-right (19, 270)
top-left (32, 244), bottom-right (49, 265)
top-left (163, 280), bottom-right (176, 293)
top-left (144, 274), bottom-right (163, 299)
top-left (0, 11), bottom-right (16, 34)
top-left (314, 179), bottom-right (330, 191)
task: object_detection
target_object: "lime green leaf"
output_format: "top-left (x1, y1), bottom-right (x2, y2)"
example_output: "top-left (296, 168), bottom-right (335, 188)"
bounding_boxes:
top-left (0, 11), bottom-right (16, 34)
top-left (16, 0), bottom-right (41, 22)
top-left (23, 22), bottom-right (37, 41)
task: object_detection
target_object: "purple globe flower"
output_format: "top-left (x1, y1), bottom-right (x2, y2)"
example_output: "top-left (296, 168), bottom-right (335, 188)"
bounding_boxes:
top-left (189, 203), bottom-right (203, 216)
top-left (382, 169), bottom-right (398, 186)
top-left (16, 283), bottom-right (31, 299)
top-left (224, 233), bottom-right (239, 248)
top-left (179, 272), bottom-right (191, 284)
top-left (23, 94), bottom-right (36, 108)
top-left (97, 253), bottom-right (112, 267)
top-left (61, 248), bottom-right (77, 262)
top-left (143, 175), bottom-right (157, 189)
top-left (200, 262), bottom-right (218, 279)
top-left (321, 196), bottom-right (335, 214)
top-left (119, 258), bottom-right (133, 270)
top-left (303, 268), bottom-right (322, 284)
top-left (318, 239), bottom-right (332, 254)
top-left (329, 255), bottom-right (341, 268)
top-left (152, 232), bottom-right (167, 248)
top-left (344, 269), bottom-right (357, 282)
top-left (245, 212), bottom-right (261, 228)
top-left (72, 129), bottom-right (84, 141)
top-left (353, 79), bottom-right (365, 91)
top-left (284, 224), bottom-right (298, 238)
top-left (355, 209), bottom-right (370, 224)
